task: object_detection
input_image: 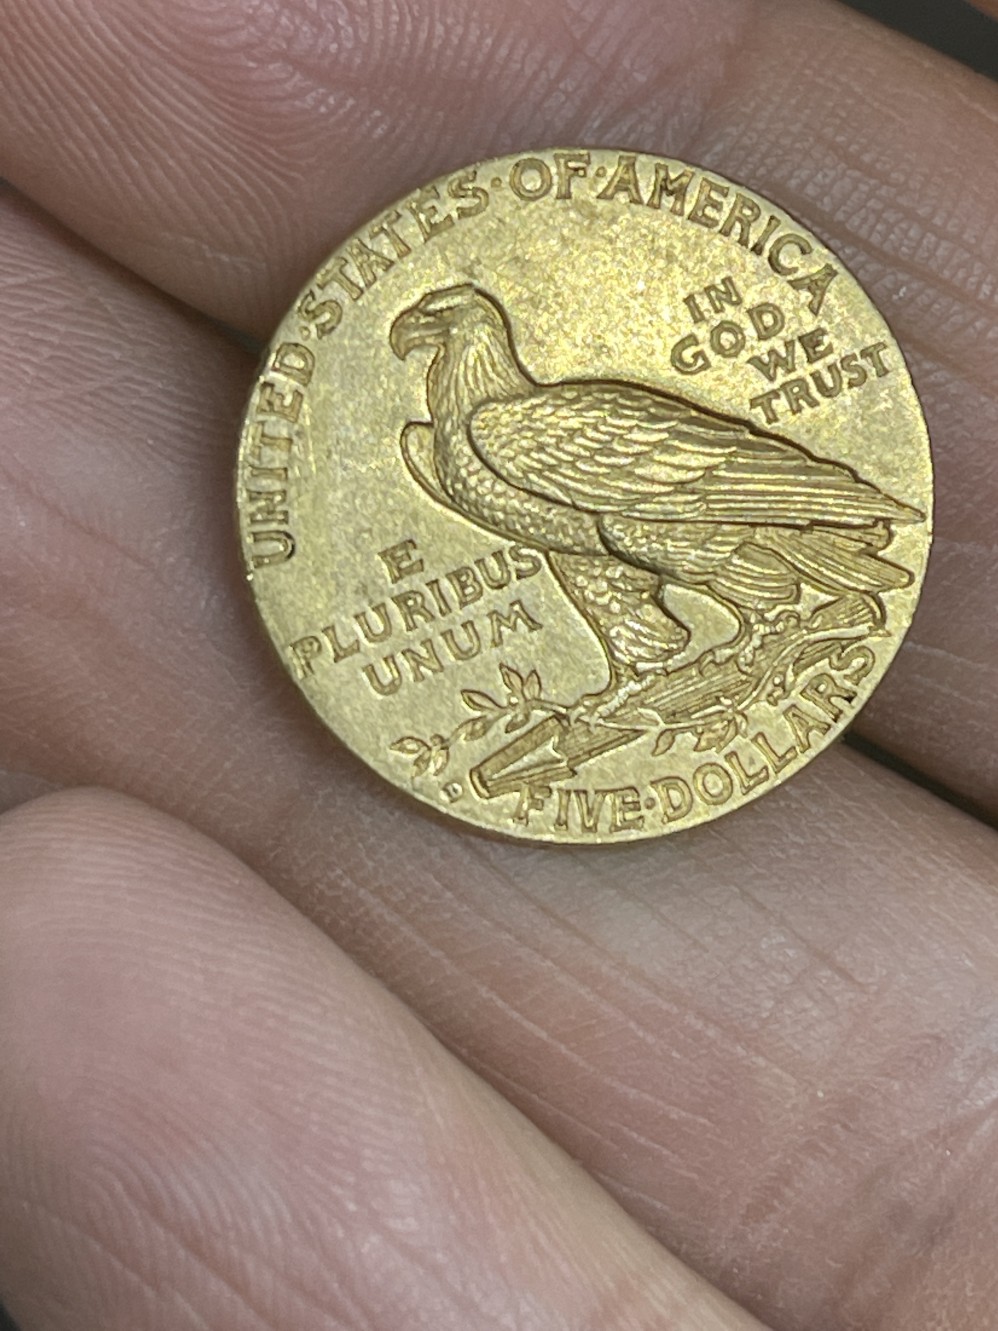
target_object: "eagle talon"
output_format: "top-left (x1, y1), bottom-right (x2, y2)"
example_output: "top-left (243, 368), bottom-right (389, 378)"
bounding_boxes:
top-left (565, 698), bottom-right (612, 729)
top-left (565, 674), bottom-right (654, 728)
top-left (707, 607), bottom-right (806, 675)
top-left (702, 639), bottom-right (754, 673)
top-left (762, 608), bottom-right (801, 632)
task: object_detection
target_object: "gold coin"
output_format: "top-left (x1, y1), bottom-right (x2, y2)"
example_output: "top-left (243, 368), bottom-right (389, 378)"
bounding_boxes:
top-left (237, 148), bottom-right (932, 844)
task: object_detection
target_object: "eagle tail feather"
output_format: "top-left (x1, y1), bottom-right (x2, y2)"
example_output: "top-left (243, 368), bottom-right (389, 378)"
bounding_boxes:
top-left (767, 528), bottom-right (913, 594)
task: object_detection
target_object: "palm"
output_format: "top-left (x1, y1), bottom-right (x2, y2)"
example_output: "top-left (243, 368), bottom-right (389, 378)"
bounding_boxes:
top-left (0, 2), bottom-right (996, 1329)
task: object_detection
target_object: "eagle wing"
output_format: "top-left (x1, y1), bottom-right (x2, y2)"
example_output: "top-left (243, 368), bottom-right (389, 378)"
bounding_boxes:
top-left (469, 381), bottom-right (921, 528)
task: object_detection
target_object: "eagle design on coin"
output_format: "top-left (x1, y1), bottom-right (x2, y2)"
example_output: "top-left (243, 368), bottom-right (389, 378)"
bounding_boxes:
top-left (391, 284), bottom-right (922, 713)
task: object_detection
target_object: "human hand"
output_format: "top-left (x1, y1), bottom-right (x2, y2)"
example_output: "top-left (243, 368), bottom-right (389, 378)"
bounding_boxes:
top-left (0, 1), bottom-right (996, 1328)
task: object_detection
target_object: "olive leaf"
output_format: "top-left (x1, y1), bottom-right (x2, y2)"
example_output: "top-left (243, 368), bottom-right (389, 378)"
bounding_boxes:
top-left (694, 716), bottom-right (740, 753)
top-left (456, 714), bottom-right (498, 742)
top-left (652, 730), bottom-right (677, 757)
top-left (499, 663), bottom-right (526, 701)
top-left (504, 705), bottom-right (534, 734)
top-left (523, 670), bottom-right (543, 701)
top-left (638, 707), bottom-right (668, 727)
top-left (429, 745), bottom-right (450, 776)
top-left (461, 689), bottom-right (502, 715)
top-left (392, 737), bottom-right (429, 757)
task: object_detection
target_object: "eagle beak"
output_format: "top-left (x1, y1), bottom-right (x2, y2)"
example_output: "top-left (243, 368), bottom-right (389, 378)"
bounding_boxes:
top-left (390, 306), bottom-right (437, 359)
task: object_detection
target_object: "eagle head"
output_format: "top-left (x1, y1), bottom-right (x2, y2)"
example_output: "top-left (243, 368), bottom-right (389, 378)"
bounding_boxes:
top-left (390, 285), bottom-right (508, 359)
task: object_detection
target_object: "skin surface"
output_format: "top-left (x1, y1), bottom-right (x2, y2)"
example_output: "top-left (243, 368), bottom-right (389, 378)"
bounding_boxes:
top-left (0, 1), bottom-right (996, 1328)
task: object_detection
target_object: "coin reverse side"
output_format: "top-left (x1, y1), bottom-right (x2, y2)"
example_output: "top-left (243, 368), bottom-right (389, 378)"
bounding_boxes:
top-left (237, 148), bottom-right (932, 844)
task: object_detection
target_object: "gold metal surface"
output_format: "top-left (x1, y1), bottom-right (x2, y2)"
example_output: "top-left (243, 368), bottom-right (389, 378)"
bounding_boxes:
top-left (237, 148), bottom-right (933, 844)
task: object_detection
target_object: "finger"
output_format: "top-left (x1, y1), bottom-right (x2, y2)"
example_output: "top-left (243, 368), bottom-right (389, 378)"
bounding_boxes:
top-left (0, 769), bottom-right (56, 816)
top-left (0, 788), bottom-right (766, 1331)
top-left (0, 0), bottom-right (994, 809)
top-left (0, 0), bottom-right (992, 337)
top-left (4, 199), bottom-right (998, 1331)
top-left (0, 0), bottom-right (753, 333)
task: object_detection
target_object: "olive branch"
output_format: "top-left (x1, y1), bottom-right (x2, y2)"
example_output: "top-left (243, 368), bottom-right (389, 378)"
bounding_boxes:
top-left (391, 663), bottom-right (565, 778)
